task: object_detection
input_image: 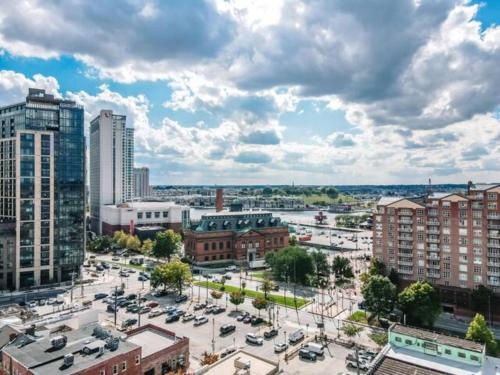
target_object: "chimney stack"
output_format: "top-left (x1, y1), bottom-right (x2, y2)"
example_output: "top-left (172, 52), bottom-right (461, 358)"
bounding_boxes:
top-left (215, 188), bottom-right (223, 212)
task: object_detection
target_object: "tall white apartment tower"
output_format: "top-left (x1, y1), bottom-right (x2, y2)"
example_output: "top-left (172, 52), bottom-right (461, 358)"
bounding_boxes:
top-left (89, 110), bottom-right (134, 234)
top-left (133, 167), bottom-right (151, 198)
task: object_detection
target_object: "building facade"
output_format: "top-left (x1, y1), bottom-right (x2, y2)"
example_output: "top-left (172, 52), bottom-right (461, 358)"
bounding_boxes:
top-left (133, 167), bottom-right (151, 198)
top-left (374, 182), bottom-right (500, 314)
top-left (89, 110), bottom-right (134, 234)
top-left (0, 89), bottom-right (85, 289)
top-left (184, 210), bottom-right (289, 264)
top-left (100, 201), bottom-right (190, 236)
top-left (0, 323), bottom-right (189, 375)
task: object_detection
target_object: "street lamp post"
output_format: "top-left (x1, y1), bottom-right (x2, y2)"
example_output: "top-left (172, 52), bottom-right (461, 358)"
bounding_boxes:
top-left (284, 331), bottom-right (287, 361)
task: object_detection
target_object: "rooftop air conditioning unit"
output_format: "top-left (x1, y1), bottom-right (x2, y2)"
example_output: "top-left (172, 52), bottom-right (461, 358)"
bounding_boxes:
top-left (63, 354), bottom-right (74, 367)
top-left (50, 335), bottom-right (67, 350)
top-left (234, 357), bottom-right (251, 370)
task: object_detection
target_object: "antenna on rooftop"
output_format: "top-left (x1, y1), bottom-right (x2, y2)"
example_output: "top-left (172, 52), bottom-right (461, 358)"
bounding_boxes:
top-left (427, 178), bottom-right (432, 197)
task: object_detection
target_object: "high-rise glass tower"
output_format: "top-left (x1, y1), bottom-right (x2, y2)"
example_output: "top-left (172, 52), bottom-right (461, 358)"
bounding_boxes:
top-left (0, 88), bottom-right (85, 289)
top-left (89, 110), bottom-right (134, 234)
top-left (133, 167), bottom-right (151, 198)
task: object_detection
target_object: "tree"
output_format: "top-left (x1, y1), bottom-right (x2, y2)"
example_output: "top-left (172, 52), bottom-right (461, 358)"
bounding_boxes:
top-left (219, 277), bottom-right (226, 291)
top-left (141, 238), bottom-right (154, 255)
top-left (210, 290), bottom-right (223, 304)
top-left (331, 256), bottom-right (354, 281)
top-left (388, 268), bottom-right (400, 287)
top-left (466, 313), bottom-right (497, 356)
top-left (310, 250), bottom-right (330, 287)
top-left (126, 235), bottom-right (141, 252)
top-left (87, 235), bottom-right (113, 253)
top-left (361, 275), bottom-right (396, 322)
top-left (113, 230), bottom-right (129, 249)
top-left (229, 291), bottom-right (245, 311)
top-left (368, 257), bottom-right (386, 277)
top-left (241, 281), bottom-right (246, 295)
top-left (471, 285), bottom-right (493, 315)
top-left (398, 281), bottom-right (441, 327)
top-left (261, 278), bottom-right (274, 299)
top-left (265, 245), bottom-right (314, 285)
top-left (151, 260), bottom-right (192, 295)
top-left (342, 323), bottom-right (364, 343)
top-left (252, 297), bottom-right (268, 317)
top-left (151, 229), bottom-right (182, 261)
top-left (289, 235), bottom-right (298, 246)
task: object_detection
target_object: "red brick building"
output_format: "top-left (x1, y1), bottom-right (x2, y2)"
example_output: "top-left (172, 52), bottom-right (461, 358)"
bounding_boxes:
top-left (184, 210), bottom-right (289, 264)
top-left (374, 182), bottom-right (500, 317)
top-left (0, 323), bottom-right (189, 375)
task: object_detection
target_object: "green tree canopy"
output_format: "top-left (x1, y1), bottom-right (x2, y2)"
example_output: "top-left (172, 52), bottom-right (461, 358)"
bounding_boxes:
top-left (261, 278), bottom-right (274, 299)
top-left (368, 257), bottom-right (387, 277)
top-left (398, 281), bottom-right (441, 327)
top-left (126, 235), bottom-right (141, 251)
top-left (252, 297), bottom-right (268, 317)
top-left (151, 260), bottom-right (192, 295)
top-left (151, 229), bottom-right (182, 260)
top-left (229, 291), bottom-right (245, 311)
top-left (466, 313), bottom-right (497, 356)
top-left (210, 290), bottom-right (223, 303)
top-left (361, 275), bottom-right (396, 322)
top-left (141, 238), bottom-right (154, 255)
top-left (342, 323), bottom-right (364, 342)
top-left (310, 250), bottom-right (330, 287)
top-left (331, 256), bottom-right (354, 281)
top-left (264, 245), bottom-right (314, 285)
top-left (87, 235), bottom-right (112, 253)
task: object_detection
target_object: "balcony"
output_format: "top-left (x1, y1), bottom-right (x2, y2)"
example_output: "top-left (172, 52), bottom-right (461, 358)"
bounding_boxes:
top-left (427, 272), bottom-right (441, 278)
top-left (399, 227), bottom-right (413, 233)
top-left (427, 229), bottom-right (440, 235)
top-left (488, 213), bottom-right (500, 220)
top-left (399, 219), bottom-right (413, 224)
top-left (487, 269), bottom-right (500, 277)
top-left (427, 238), bottom-right (440, 244)
top-left (488, 251), bottom-right (500, 258)
top-left (427, 220), bottom-right (440, 226)
top-left (427, 255), bottom-right (440, 261)
top-left (427, 263), bottom-right (441, 270)
top-left (489, 224), bottom-right (500, 230)
top-left (398, 268), bottom-right (413, 275)
top-left (398, 251), bottom-right (413, 257)
top-left (472, 204), bottom-right (483, 210)
top-left (398, 235), bottom-right (413, 241)
top-left (488, 232), bottom-right (500, 239)
top-left (399, 260), bottom-right (414, 266)
top-left (399, 243), bottom-right (414, 250)
top-left (488, 241), bottom-right (500, 248)
top-left (487, 278), bottom-right (500, 287)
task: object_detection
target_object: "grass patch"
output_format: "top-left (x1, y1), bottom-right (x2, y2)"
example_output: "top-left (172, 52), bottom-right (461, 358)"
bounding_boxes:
top-left (194, 281), bottom-right (308, 309)
top-left (369, 332), bottom-right (388, 347)
top-left (301, 193), bottom-right (357, 206)
top-left (348, 311), bottom-right (370, 324)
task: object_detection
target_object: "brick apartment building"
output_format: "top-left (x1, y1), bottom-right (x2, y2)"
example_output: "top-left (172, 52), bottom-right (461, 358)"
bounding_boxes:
top-left (0, 323), bottom-right (189, 375)
top-left (374, 182), bottom-right (500, 316)
top-left (184, 207), bottom-right (289, 265)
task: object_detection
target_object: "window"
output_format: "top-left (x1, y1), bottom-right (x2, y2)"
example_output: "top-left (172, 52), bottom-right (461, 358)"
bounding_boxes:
top-left (146, 212), bottom-right (151, 219)
top-left (405, 339), bottom-right (412, 345)
top-left (219, 241), bottom-right (223, 250)
top-left (471, 355), bottom-right (479, 361)
top-left (154, 211), bottom-right (160, 218)
top-left (121, 361), bottom-right (127, 372)
top-left (458, 352), bottom-right (466, 358)
top-left (135, 355), bottom-right (140, 365)
top-left (395, 336), bottom-right (402, 342)
top-left (113, 365), bottom-right (118, 374)
top-left (137, 212), bottom-right (143, 219)
top-left (212, 242), bottom-right (216, 250)
top-left (163, 211), bottom-right (168, 218)
top-left (100, 370), bottom-right (106, 375)
top-left (444, 349), bottom-right (451, 355)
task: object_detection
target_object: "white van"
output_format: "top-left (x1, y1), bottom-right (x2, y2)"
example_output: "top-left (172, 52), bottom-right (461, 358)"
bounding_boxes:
top-left (194, 316), bottom-right (208, 326)
top-left (304, 342), bottom-right (324, 356)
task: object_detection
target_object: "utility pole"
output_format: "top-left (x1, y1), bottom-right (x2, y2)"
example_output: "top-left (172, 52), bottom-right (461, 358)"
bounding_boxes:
top-left (70, 272), bottom-right (75, 303)
top-left (114, 286), bottom-right (118, 327)
top-left (211, 318), bottom-right (215, 353)
top-left (355, 345), bottom-right (360, 375)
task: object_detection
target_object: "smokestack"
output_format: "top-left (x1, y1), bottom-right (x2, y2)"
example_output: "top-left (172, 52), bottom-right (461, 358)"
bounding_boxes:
top-left (215, 188), bottom-right (223, 212)
top-left (467, 180), bottom-right (473, 196)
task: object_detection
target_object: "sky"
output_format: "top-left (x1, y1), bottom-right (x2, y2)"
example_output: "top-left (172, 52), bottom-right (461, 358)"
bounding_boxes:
top-left (0, 0), bottom-right (499, 186)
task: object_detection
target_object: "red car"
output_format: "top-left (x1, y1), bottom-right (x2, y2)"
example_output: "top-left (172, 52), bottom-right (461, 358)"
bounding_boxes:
top-left (146, 301), bottom-right (159, 308)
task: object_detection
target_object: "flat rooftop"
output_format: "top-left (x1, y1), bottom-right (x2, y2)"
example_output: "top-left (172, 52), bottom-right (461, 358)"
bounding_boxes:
top-left (126, 328), bottom-right (176, 358)
top-left (106, 201), bottom-right (180, 209)
top-left (392, 324), bottom-right (484, 352)
top-left (203, 350), bottom-right (277, 375)
top-left (202, 210), bottom-right (273, 217)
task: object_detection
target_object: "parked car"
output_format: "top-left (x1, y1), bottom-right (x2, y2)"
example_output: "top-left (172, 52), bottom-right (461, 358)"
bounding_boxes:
top-left (194, 316), bottom-right (209, 326)
top-left (119, 271), bottom-right (129, 278)
top-left (219, 324), bottom-right (236, 335)
top-left (28, 301), bottom-right (37, 309)
top-left (107, 305), bottom-right (118, 313)
top-left (122, 318), bottom-right (137, 328)
top-left (220, 346), bottom-right (237, 358)
top-left (303, 343), bottom-right (324, 356)
top-left (299, 349), bottom-right (317, 361)
top-left (126, 293), bottom-right (137, 300)
top-left (118, 300), bottom-right (132, 308)
top-left (251, 317), bottom-right (264, 326)
top-left (146, 301), bottom-right (159, 308)
top-left (148, 309), bottom-right (163, 318)
top-left (94, 293), bottom-right (108, 300)
top-left (289, 329), bottom-right (305, 344)
top-left (165, 313), bottom-right (181, 323)
top-left (264, 329), bottom-right (278, 339)
top-left (222, 274), bottom-right (232, 280)
top-left (112, 257), bottom-right (120, 261)
top-left (138, 275), bottom-right (148, 282)
top-left (163, 306), bottom-right (177, 314)
top-left (245, 333), bottom-right (264, 345)
top-left (95, 265), bottom-right (104, 272)
top-left (127, 305), bottom-right (140, 313)
top-left (175, 295), bottom-right (188, 303)
top-left (152, 290), bottom-right (168, 297)
top-left (213, 306), bottom-right (226, 314)
top-left (226, 265), bottom-right (238, 272)
top-left (111, 264), bottom-right (120, 269)
top-left (243, 315), bottom-right (253, 324)
top-left (139, 306), bottom-right (151, 314)
top-left (346, 356), bottom-right (369, 371)
top-left (193, 303), bottom-right (206, 311)
top-left (182, 313), bottom-right (196, 322)
top-left (139, 271), bottom-right (150, 279)
top-left (274, 342), bottom-right (288, 353)
top-left (237, 312), bottom-right (249, 321)
top-left (111, 289), bottom-right (124, 296)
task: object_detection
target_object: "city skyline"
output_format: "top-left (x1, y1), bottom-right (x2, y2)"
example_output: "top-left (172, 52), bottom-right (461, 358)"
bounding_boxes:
top-left (0, 0), bottom-right (499, 185)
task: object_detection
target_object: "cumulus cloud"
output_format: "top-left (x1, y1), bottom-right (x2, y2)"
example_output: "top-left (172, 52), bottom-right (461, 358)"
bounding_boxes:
top-left (325, 132), bottom-right (356, 147)
top-left (240, 130), bottom-right (281, 145)
top-left (234, 151), bottom-right (272, 164)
